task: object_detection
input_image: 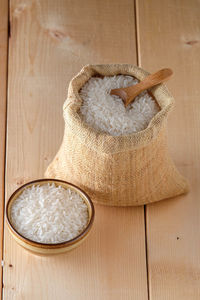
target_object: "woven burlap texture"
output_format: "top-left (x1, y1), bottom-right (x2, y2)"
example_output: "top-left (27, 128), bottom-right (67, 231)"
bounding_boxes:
top-left (45, 64), bottom-right (189, 206)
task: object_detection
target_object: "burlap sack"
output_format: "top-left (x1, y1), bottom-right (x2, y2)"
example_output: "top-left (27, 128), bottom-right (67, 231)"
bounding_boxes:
top-left (45, 64), bottom-right (189, 206)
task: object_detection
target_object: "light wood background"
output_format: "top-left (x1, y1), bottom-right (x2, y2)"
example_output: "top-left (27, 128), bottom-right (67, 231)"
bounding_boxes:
top-left (1, 0), bottom-right (199, 299)
top-left (0, 0), bottom-right (8, 292)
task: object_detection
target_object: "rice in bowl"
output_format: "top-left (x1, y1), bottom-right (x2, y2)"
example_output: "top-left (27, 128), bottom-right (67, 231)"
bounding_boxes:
top-left (10, 183), bottom-right (89, 244)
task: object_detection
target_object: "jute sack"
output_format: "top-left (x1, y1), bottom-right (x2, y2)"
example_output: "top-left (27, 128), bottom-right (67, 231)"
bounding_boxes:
top-left (45, 64), bottom-right (189, 206)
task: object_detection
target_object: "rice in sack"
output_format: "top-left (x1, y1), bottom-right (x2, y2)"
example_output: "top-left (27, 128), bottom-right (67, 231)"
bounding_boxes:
top-left (45, 64), bottom-right (189, 206)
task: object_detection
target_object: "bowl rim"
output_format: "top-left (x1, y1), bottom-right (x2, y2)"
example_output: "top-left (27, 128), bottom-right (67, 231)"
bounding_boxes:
top-left (6, 178), bottom-right (95, 249)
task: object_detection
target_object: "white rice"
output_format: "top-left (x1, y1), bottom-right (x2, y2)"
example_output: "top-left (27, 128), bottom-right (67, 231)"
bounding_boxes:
top-left (10, 184), bottom-right (89, 244)
top-left (79, 75), bottom-right (160, 136)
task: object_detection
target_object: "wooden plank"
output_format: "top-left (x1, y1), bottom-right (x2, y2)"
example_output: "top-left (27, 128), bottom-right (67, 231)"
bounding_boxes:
top-left (137, 0), bottom-right (200, 298)
top-left (3, 1), bottom-right (148, 299)
top-left (0, 0), bottom-right (8, 298)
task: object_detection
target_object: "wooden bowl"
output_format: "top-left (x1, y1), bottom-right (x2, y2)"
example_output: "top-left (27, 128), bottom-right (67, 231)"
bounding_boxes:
top-left (6, 179), bottom-right (95, 255)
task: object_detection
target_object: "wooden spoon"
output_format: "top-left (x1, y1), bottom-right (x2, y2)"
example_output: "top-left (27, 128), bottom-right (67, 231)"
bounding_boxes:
top-left (110, 68), bottom-right (173, 107)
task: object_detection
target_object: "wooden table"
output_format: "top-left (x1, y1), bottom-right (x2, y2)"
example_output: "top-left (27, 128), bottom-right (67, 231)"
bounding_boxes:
top-left (1, 0), bottom-right (200, 299)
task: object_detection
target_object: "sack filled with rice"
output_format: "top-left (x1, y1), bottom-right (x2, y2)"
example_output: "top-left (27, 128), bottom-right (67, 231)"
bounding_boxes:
top-left (45, 64), bottom-right (189, 206)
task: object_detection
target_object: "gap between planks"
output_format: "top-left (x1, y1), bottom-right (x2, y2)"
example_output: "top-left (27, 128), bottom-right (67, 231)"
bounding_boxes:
top-left (129, 2), bottom-right (151, 298)
top-left (134, 0), bottom-right (150, 299)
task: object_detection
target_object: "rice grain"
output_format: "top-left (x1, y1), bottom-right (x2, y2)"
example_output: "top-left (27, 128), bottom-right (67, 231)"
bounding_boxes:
top-left (10, 184), bottom-right (89, 244)
top-left (79, 75), bottom-right (160, 136)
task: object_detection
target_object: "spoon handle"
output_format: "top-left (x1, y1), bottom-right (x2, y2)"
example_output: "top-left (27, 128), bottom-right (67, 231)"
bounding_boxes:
top-left (125, 68), bottom-right (173, 107)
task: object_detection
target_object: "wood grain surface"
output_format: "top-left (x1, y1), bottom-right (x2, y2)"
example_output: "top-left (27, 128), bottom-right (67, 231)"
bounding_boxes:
top-left (1, 0), bottom-right (200, 299)
top-left (137, 0), bottom-right (200, 298)
top-left (0, 1), bottom-right (8, 298)
top-left (2, 0), bottom-right (148, 299)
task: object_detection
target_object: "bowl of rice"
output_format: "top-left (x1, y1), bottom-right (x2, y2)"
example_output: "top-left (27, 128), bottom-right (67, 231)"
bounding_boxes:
top-left (6, 179), bottom-right (95, 255)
